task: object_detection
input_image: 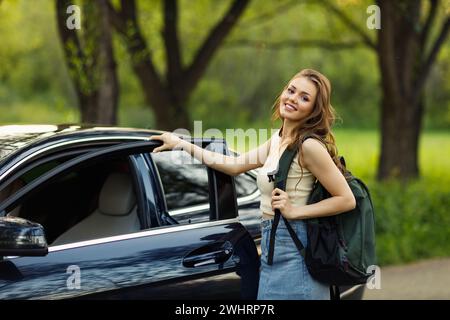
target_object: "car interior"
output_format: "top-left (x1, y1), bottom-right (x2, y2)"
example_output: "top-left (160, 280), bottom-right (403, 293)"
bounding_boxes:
top-left (3, 155), bottom-right (142, 246)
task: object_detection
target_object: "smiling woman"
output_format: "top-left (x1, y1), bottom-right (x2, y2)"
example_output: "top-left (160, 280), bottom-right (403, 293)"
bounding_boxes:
top-left (280, 77), bottom-right (317, 119)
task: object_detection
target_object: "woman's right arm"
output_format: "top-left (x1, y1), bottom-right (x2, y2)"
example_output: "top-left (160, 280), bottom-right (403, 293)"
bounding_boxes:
top-left (149, 132), bottom-right (271, 176)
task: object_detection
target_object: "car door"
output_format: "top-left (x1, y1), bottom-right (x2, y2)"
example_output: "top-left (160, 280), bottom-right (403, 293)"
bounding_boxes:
top-left (133, 140), bottom-right (259, 299)
top-left (234, 171), bottom-right (262, 241)
top-left (0, 140), bottom-right (259, 299)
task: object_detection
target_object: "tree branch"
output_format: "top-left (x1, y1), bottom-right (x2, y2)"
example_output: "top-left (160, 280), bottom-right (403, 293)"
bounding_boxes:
top-left (184, 0), bottom-right (250, 95)
top-left (420, 0), bottom-right (438, 47)
top-left (106, 0), bottom-right (139, 36)
top-left (105, 0), bottom-right (161, 82)
top-left (120, 0), bottom-right (137, 21)
top-left (163, 0), bottom-right (183, 87)
top-left (96, 0), bottom-right (119, 124)
top-left (225, 39), bottom-right (365, 50)
top-left (376, 0), bottom-right (403, 104)
top-left (321, 0), bottom-right (377, 50)
top-left (105, 0), bottom-right (126, 33)
top-left (414, 16), bottom-right (450, 101)
top-left (55, 0), bottom-right (87, 94)
top-left (106, 0), bottom-right (169, 111)
top-left (239, 0), bottom-right (304, 28)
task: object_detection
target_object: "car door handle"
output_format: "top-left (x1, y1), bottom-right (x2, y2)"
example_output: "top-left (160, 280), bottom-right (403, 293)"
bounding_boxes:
top-left (182, 241), bottom-right (233, 268)
top-left (191, 249), bottom-right (231, 267)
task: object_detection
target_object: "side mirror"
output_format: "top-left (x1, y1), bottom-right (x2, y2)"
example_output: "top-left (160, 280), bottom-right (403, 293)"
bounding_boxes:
top-left (0, 216), bottom-right (48, 257)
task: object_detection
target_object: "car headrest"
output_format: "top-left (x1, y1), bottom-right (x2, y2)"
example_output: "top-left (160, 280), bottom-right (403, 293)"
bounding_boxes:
top-left (99, 173), bottom-right (136, 216)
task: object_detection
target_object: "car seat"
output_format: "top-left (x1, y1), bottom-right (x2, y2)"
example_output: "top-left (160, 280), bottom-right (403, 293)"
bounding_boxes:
top-left (51, 172), bottom-right (140, 246)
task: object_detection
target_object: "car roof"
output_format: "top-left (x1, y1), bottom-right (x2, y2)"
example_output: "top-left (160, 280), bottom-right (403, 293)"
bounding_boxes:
top-left (0, 124), bottom-right (165, 163)
top-left (0, 123), bottom-right (228, 169)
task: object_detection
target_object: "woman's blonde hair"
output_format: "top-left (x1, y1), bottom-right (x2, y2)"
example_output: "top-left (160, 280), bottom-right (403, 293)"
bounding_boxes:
top-left (271, 69), bottom-right (346, 184)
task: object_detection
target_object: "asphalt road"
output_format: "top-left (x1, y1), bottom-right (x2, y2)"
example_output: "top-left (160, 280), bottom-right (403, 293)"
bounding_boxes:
top-left (362, 257), bottom-right (450, 300)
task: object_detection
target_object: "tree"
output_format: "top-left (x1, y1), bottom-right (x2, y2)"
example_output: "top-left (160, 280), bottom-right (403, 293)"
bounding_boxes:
top-left (106, 0), bottom-right (250, 130)
top-left (323, 0), bottom-right (449, 180)
top-left (55, 0), bottom-right (119, 125)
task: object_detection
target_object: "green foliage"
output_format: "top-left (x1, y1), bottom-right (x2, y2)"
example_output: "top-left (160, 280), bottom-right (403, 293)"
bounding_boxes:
top-left (0, 0), bottom-right (76, 106)
top-left (184, 0), bottom-right (382, 130)
top-left (424, 45), bottom-right (450, 130)
top-left (0, 0), bottom-right (448, 130)
top-left (371, 178), bottom-right (450, 266)
top-left (0, 97), bottom-right (78, 124)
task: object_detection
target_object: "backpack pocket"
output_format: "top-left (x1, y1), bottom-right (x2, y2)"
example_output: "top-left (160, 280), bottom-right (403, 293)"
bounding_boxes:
top-left (305, 219), bottom-right (340, 272)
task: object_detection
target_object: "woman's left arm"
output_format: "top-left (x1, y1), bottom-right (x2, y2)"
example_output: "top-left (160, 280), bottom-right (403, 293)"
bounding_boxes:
top-left (271, 138), bottom-right (356, 220)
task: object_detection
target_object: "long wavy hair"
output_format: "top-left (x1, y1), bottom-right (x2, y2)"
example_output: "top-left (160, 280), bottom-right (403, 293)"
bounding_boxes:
top-left (271, 69), bottom-right (347, 185)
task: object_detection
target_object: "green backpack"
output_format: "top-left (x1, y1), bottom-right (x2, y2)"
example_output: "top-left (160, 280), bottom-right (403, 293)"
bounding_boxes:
top-left (267, 143), bottom-right (377, 292)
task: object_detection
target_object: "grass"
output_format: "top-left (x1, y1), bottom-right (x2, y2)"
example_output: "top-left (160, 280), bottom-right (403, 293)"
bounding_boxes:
top-left (227, 129), bottom-right (450, 266)
top-left (0, 100), bottom-right (78, 124)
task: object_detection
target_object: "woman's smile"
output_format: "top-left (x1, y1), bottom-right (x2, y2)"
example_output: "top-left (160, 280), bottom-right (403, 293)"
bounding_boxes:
top-left (279, 77), bottom-right (318, 122)
top-left (284, 103), bottom-right (298, 112)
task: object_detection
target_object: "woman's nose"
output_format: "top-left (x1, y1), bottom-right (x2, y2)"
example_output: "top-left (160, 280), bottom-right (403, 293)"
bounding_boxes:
top-left (288, 96), bottom-right (298, 104)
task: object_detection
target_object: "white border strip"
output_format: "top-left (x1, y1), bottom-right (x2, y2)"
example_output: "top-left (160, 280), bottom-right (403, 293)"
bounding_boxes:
top-left (47, 217), bottom-right (239, 253)
top-left (168, 190), bottom-right (260, 217)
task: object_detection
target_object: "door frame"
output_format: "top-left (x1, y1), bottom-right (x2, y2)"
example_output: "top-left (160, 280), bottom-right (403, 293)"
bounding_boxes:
top-left (0, 141), bottom-right (162, 216)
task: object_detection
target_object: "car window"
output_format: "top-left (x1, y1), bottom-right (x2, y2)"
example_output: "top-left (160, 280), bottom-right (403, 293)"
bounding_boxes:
top-left (235, 173), bottom-right (258, 198)
top-left (3, 155), bottom-right (142, 246)
top-left (0, 151), bottom-right (89, 205)
top-left (0, 158), bottom-right (73, 211)
top-left (151, 150), bottom-right (210, 224)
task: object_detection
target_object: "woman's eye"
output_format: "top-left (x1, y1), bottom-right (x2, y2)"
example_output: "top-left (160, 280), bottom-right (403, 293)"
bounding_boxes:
top-left (287, 88), bottom-right (294, 94)
top-left (301, 96), bottom-right (309, 102)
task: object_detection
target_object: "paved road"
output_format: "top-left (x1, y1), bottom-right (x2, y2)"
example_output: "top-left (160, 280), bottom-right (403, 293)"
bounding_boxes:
top-left (362, 258), bottom-right (450, 300)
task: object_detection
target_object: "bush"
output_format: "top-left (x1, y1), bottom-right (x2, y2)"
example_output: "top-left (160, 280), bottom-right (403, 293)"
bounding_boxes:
top-left (370, 178), bottom-right (450, 266)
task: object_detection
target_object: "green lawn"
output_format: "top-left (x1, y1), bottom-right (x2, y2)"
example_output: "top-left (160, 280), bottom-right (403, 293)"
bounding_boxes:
top-left (227, 129), bottom-right (450, 266)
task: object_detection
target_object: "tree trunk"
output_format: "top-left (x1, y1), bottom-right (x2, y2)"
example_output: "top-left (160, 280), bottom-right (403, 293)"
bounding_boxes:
top-left (107, 0), bottom-right (250, 131)
top-left (376, 0), bottom-right (423, 180)
top-left (95, 0), bottom-right (119, 125)
top-left (322, 0), bottom-right (449, 181)
top-left (56, 0), bottom-right (119, 125)
top-left (152, 100), bottom-right (191, 130)
top-left (121, 29), bottom-right (189, 131)
top-left (378, 96), bottom-right (423, 180)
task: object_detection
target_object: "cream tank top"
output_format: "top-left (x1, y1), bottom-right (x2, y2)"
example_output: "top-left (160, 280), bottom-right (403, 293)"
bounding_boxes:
top-left (256, 130), bottom-right (316, 216)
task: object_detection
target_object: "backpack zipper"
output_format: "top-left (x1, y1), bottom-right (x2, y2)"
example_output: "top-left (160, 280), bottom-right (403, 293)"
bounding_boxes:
top-left (339, 237), bottom-right (348, 251)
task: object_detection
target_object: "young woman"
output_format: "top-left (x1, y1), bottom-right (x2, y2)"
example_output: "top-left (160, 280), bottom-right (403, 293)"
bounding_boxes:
top-left (150, 69), bottom-right (356, 300)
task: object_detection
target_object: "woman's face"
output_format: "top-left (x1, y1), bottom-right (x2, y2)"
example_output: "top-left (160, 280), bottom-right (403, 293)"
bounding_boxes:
top-left (279, 76), bottom-right (317, 122)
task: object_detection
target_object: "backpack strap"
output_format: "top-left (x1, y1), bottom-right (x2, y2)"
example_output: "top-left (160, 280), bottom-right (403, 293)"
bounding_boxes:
top-left (267, 147), bottom-right (305, 265)
top-left (330, 285), bottom-right (341, 300)
top-left (282, 215), bottom-right (306, 257)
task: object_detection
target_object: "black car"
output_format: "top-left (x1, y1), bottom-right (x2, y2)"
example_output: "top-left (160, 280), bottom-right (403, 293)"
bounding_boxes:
top-left (0, 124), bottom-right (363, 299)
